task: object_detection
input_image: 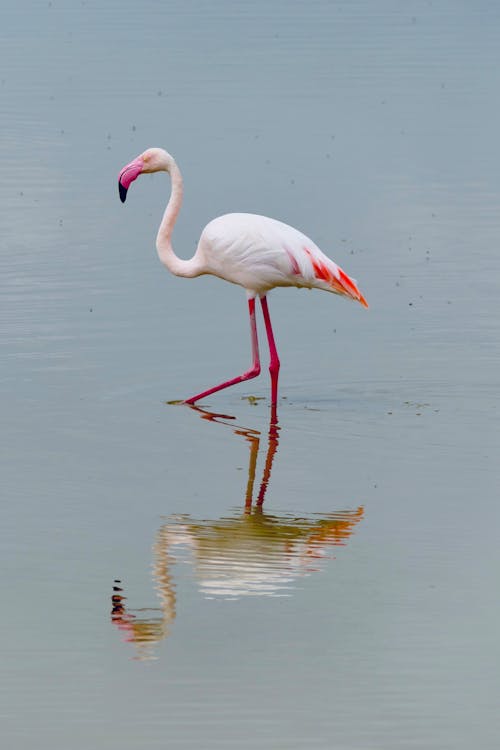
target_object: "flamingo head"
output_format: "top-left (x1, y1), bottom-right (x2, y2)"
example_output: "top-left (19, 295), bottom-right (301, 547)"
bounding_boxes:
top-left (118, 148), bottom-right (171, 203)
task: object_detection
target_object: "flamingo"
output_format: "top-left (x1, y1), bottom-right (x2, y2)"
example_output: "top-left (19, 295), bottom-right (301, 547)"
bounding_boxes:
top-left (118, 147), bottom-right (368, 406)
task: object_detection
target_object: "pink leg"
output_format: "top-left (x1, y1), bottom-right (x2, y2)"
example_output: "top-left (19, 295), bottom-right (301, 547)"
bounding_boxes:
top-left (260, 296), bottom-right (280, 406)
top-left (184, 298), bottom-right (261, 405)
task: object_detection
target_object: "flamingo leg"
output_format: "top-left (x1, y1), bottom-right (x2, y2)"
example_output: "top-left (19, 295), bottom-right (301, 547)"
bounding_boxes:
top-left (183, 298), bottom-right (261, 405)
top-left (260, 295), bottom-right (280, 407)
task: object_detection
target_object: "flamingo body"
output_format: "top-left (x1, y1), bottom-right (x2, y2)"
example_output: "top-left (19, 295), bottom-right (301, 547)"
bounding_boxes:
top-left (118, 147), bottom-right (367, 406)
top-left (195, 212), bottom-right (366, 304)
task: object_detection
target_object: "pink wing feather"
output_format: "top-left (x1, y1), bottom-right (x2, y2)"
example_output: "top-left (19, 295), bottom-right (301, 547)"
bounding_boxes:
top-left (301, 247), bottom-right (368, 307)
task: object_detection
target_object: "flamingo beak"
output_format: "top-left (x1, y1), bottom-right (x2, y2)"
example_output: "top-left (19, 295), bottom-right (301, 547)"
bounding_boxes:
top-left (118, 156), bottom-right (144, 203)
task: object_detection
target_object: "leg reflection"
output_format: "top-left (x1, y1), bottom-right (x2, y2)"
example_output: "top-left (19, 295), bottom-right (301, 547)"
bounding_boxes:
top-left (188, 404), bottom-right (280, 510)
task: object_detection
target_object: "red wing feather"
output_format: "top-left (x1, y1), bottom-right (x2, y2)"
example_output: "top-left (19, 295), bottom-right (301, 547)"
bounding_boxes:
top-left (304, 247), bottom-right (368, 307)
top-left (338, 267), bottom-right (369, 308)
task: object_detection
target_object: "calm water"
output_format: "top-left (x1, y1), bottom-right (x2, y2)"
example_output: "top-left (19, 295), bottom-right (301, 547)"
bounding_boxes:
top-left (2, 1), bottom-right (499, 747)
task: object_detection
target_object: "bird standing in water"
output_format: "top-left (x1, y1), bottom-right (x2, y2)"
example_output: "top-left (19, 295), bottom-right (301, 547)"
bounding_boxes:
top-left (118, 147), bottom-right (368, 406)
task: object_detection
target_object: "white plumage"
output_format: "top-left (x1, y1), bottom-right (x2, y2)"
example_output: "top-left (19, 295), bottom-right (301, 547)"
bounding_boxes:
top-left (198, 212), bottom-right (345, 296)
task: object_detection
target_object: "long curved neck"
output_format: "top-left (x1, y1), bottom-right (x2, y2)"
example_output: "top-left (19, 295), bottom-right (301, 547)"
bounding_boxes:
top-left (156, 158), bottom-right (203, 278)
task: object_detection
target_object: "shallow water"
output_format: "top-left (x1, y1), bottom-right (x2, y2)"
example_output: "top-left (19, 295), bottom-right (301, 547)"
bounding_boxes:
top-left (2, 1), bottom-right (500, 747)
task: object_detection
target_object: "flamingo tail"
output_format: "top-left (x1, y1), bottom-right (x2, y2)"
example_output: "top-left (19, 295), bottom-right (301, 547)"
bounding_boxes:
top-left (305, 249), bottom-right (368, 308)
top-left (335, 267), bottom-right (369, 308)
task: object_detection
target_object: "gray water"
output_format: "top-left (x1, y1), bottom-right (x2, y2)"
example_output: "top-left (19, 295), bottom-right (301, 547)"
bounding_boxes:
top-left (2, 1), bottom-right (499, 747)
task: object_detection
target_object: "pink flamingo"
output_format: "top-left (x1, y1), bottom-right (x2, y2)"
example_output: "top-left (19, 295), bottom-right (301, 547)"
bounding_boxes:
top-left (118, 148), bottom-right (368, 406)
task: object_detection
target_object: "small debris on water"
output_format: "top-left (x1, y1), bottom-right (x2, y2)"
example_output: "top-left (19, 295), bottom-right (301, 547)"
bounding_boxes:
top-left (242, 395), bottom-right (264, 405)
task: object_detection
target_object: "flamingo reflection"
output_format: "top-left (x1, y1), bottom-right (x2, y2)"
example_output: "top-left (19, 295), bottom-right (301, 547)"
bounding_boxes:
top-left (110, 525), bottom-right (176, 660)
top-left (112, 407), bottom-right (364, 658)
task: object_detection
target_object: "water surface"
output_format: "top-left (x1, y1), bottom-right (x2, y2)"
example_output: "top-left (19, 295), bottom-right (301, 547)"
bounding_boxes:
top-left (2, 1), bottom-right (499, 748)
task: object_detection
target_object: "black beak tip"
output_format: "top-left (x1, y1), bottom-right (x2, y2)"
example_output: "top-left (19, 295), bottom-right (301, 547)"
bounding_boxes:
top-left (119, 182), bottom-right (128, 203)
